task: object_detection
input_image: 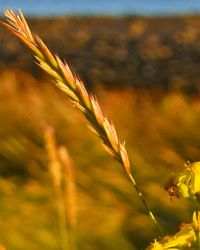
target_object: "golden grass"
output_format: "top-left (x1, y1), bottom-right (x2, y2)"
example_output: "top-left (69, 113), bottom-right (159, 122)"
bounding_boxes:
top-left (45, 127), bottom-right (77, 250)
top-left (2, 10), bottom-right (131, 176)
top-left (1, 8), bottom-right (200, 249)
top-left (2, 9), bottom-right (163, 234)
top-left (0, 71), bottom-right (199, 249)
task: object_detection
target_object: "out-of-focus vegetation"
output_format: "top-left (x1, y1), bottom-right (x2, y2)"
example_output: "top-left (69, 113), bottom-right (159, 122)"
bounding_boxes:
top-left (1, 15), bottom-right (200, 250)
top-left (0, 71), bottom-right (200, 249)
top-left (1, 16), bottom-right (200, 92)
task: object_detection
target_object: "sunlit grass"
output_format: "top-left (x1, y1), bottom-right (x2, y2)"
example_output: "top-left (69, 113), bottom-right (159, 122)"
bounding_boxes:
top-left (0, 69), bottom-right (199, 248)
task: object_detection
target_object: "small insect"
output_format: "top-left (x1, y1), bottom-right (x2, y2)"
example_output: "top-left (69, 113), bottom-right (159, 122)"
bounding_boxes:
top-left (164, 176), bottom-right (179, 201)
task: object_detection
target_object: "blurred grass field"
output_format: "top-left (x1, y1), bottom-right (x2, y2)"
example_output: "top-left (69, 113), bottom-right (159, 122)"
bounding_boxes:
top-left (0, 69), bottom-right (200, 249)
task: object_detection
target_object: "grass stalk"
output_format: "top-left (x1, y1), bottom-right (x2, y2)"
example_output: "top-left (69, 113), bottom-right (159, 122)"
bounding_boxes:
top-left (2, 9), bottom-right (162, 235)
top-left (128, 173), bottom-right (163, 236)
top-left (59, 146), bottom-right (77, 250)
top-left (45, 127), bottom-right (69, 250)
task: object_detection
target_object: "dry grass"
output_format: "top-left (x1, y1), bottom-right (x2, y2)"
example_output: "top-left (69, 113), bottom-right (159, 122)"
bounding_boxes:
top-left (2, 9), bottom-right (163, 234)
top-left (45, 127), bottom-right (77, 250)
top-left (1, 9), bottom-right (200, 250)
top-left (0, 71), bottom-right (199, 248)
top-left (2, 10), bottom-right (131, 176)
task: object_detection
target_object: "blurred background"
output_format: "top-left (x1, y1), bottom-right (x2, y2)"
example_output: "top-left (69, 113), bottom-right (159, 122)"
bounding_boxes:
top-left (1, 1), bottom-right (200, 249)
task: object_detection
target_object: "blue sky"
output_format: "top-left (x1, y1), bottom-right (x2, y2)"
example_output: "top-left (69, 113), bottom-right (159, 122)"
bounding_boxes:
top-left (1, 0), bottom-right (200, 16)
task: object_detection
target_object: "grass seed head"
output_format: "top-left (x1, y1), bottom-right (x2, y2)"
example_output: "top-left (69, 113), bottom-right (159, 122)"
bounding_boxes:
top-left (3, 9), bottom-right (131, 176)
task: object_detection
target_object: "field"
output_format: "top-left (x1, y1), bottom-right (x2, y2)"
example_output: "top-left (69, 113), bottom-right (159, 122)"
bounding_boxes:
top-left (0, 15), bottom-right (200, 249)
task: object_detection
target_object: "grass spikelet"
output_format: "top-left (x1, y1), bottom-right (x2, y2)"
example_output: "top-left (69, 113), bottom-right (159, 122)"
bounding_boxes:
top-left (2, 9), bottom-right (130, 176)
top-left (45, 126), bottom-right (62, 188)
top-left (44, 127), bottom-right (68, 250)
top-left (59, 146), bottom-right (77, 228)
top-left (3, 10), bottom-right (133, 177)
top-left (59, 146), bottom-right (77, 250)
top-left (3, 9), bottom-right (163, 235)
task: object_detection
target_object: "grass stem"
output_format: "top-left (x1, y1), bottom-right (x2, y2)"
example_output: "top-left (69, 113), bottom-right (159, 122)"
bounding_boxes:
top-left (128, 173), bottom-right (163, 236)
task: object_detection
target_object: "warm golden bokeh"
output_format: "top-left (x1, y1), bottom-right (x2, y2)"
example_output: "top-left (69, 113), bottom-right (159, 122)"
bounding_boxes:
top-left (0, 69), bottom-right (200, 249)
top-left (1, 11), bottom-right (200, 250)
